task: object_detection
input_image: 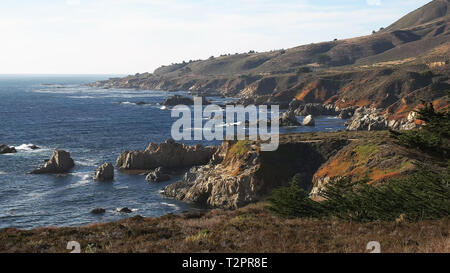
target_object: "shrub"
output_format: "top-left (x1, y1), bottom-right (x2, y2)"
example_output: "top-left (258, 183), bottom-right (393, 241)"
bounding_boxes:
top-left (267, 167), bottom-right (450, 222)
top-left (390, 92), bottom-right (449, 158)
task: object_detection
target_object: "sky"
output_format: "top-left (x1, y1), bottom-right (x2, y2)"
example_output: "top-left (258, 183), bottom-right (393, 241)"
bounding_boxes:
top-left (0, 0), bottom-right (431, 74)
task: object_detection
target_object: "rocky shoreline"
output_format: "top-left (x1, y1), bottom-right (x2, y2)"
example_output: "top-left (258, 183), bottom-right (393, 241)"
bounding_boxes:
top-left (159, 131), bottom-right (420, 208)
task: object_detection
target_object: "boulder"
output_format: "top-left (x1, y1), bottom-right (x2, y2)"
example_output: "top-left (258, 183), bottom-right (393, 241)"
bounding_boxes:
top-left (94, 162), bottom-right (114, 182)
top-left (346, 107), bottom-right (388, 131)
top-left (116, 139), bottom-right (217, 171)
top-left (91, 208), bottom-right (106, 214)
top-left (119, 207), bottom-right (132, 213)
top-left (145, 167), bottom-right (170, 183)
top-left (0, 144), bottom-right (16, 154)
top-left (337, 107), bottom-right (356, 119)
top-left (31, 150), bottom-right (75, 174)
top-left (302, 115), bottom-right (315, 126)
top-left (279, 110), bottom-right (301, 127)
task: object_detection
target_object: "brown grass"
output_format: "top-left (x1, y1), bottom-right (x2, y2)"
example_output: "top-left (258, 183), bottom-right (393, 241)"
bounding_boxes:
top-left (0, 203), bottom-right (448, 253)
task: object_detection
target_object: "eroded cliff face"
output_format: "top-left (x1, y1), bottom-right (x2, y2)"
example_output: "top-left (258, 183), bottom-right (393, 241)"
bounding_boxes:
top-left (162, 131), bottom-right (421, 209)
top-left (163, 135), bottom-right (348, 209)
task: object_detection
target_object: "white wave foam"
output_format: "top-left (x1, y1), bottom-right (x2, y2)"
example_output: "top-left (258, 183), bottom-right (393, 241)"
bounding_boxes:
top-left (161, 202), bottom-right (180, 209)
top-left (0, 171), bottom-right (6, 175)
top-left (160, 106), bottom-right (167, 110)
top-left (69, 95), bottom-right (96, 99)
top-left (69, 173), bottom-right (91, 189)
top-left (75, 158), bottom-right (98, 167)
top-left (120, 101), bottom-right (136, 105)
top-left (14, 144), bottom-right (38, 151)
top-left (114, 208), bottom-right (138, 213)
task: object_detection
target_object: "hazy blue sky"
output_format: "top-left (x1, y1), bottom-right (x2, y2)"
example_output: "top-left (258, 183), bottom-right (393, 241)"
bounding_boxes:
top-left (0, 0), bottom-right (430, 74)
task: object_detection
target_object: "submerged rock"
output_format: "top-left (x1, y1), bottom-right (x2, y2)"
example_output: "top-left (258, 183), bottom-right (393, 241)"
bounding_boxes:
top-left (94, 162), bottom-right (114, 182)
top-left (302, 115), bottom-right (316, 126)
top-left (31, 150), bottom-right (75, 174)
top-left (91, 208), bottom-right (106, 214)
top-left (116, 139), bottom-right (217, 171)
top-left (145, 167), bottom-right (170, 183)
top-left (0, 144), bottom-right (16, 154)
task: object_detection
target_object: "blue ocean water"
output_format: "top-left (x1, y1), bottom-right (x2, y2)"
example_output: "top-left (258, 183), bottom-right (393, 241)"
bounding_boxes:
top-left (0, 75), bottom-right (346, 229)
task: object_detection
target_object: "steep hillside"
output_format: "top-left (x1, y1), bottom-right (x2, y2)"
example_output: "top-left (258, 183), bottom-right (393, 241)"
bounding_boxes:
top-left (383, 0), bottom-right (449, 32)
top-left (90, 0), bottom-right (450, 120)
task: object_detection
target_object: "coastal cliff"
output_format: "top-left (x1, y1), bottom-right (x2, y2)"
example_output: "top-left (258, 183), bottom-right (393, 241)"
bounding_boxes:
top-left (90, 0), bottom-right (450, 123)
top-left (162, 131), bottom-right (420, 208)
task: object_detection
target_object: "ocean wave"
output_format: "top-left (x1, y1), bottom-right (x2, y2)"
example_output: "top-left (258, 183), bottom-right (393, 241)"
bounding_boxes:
top-left (69, 173), bottom-right (91, 189)
top-left (75, 159), bottom-right (97, 167)
top-left (14, 144), bottom-right (39, 151)
top-left (120, 101), bottom-right (136, 105)
top-left (161, 202), bottom-right (180, 210)
top-left (68, 95), bottom-right (96, 99)
top-left (23, 191), bottom-right (47, 202)
top-left (0, 171), bottom-right (6, 175)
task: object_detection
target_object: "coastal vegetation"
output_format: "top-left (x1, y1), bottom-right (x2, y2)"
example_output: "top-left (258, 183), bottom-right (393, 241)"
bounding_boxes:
top-left (1, 203), bottom-right (448, 253)
top-left (268, 97), bottom-right (450, 222)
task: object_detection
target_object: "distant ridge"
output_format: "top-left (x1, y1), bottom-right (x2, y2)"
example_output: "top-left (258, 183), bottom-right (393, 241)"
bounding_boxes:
top-left (384, 0), bottom-right (449, 31)
top-left (91, 0), bottom-right (450, 121)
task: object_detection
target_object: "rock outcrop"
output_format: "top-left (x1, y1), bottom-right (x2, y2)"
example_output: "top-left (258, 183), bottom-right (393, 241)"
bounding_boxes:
top-left (0, 144), bottom-right (16, 154)
top-left (302, 115), bottom-right (315, 126)
top-left (163, 136), bottom-right (348, 209)
top-left (116, 139), bottom-right (217, 171)
top-left (279, 110), bottom-right (301, 127)
top-left (345, 107), bottom-right (419, 131)
top-left (160, 95), bottom-right (210, 106)
top-left (31, 150), bottom-right (75, 174)
top-left (161, 95), bottom-right (195, 106)
top-left (162, 131), bottom-right (422, 209)
top-left (145, 167), bottom-right (170, 182)
top-left (94, 162), bottom-right (114, 182)
top-left (311, 132), bottom-right (418, 197)
top-left (346, 107), bottom-right (389, 131)
top-left (294, 103), bottom-right (338, 116)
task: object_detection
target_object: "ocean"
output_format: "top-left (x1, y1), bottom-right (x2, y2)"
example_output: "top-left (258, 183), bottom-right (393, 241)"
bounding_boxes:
top-left (0, 75), bottom-right (346, 229)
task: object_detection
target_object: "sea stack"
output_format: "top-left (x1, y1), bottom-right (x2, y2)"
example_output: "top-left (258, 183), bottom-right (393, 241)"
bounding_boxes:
top-left (93, 162), bottom-right (114, 182)
top-left (31, 150), bottom-right (75, 174)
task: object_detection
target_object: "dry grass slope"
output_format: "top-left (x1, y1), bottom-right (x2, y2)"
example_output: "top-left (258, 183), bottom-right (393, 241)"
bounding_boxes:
top-left (0, 203), bottom-right (448, 253)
